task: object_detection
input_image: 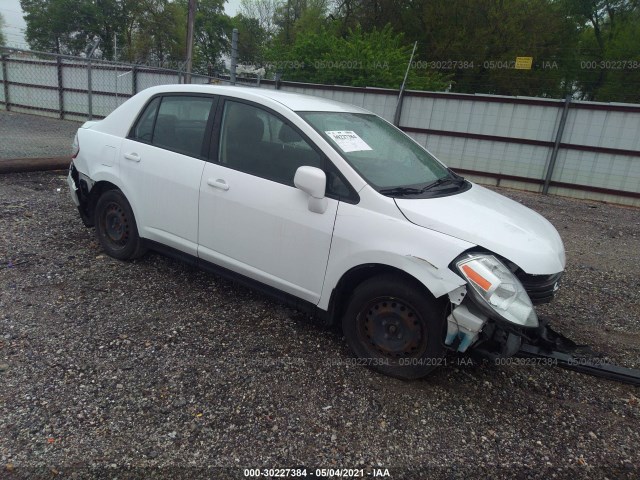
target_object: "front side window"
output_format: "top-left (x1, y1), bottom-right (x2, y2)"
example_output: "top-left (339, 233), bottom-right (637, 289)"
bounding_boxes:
top-left (131, 95), bottom-right (214, 158)
top-left (300, 112), bottom-right (466, 197)
top-left (218, 100), bottom-right (322, 185)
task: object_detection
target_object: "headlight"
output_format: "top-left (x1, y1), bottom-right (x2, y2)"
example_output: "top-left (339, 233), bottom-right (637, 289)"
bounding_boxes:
top-left (455, 254), bottom-right (538, 328)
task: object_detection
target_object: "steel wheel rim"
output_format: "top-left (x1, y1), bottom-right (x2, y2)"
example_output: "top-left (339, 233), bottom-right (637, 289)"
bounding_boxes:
top-left (101, 201), bottom-right (130, 248)
top-left (357, 296), bottom-right (428, 359)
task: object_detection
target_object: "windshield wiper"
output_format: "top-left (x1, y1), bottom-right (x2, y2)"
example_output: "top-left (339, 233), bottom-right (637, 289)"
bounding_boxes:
top-left (378, 186), bottom-right (426, 196)
top-left (421, 175), bottom-right (466, 191)
top-left (379, 175), bottom-right (466, 197)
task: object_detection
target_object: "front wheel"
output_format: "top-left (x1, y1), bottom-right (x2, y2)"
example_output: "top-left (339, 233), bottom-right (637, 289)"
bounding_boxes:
top-left (342, 274), bottom-right (446, 380)
top-left (94, 189), bottom-right (147, 260)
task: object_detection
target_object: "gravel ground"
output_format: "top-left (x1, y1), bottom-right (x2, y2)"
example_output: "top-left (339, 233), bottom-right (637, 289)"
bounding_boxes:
top-left (1, 171), bottom-right (639, 480)
top-left (0, 111), bottom-right (80, 159)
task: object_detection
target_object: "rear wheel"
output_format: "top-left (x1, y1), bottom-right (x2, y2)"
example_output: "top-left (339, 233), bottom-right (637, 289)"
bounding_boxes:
top-left (94, 189), bottom-right (146, 260)
top-left (342, 274), bottom-right (446, 379)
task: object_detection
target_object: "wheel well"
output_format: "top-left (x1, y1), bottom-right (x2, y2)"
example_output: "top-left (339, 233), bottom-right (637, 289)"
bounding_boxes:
top-left (84, 181), bottom-right (119, 226)
top-left (326, 264), bottom-right (445, 326)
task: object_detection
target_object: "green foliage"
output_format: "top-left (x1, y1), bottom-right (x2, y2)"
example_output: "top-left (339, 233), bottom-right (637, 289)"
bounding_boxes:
top-left (131, 0), bottom-right (187, 64)
top-left (239, 0), bottom-right (279, 35)
top-left (273, 0), bottom-right (330, 44)
top-left (560, 0), bottom-right (640, 102)
top-left (21, 0), bottom-right (101, 55)
top-left (230, 14), bottom-right (269, 65)
top-left (269, 24), bottom-right (449, 90)
top-left (191, 0), bottom-right (231, 73)
top-left (20, 0), bottom-right (194, 65)
top-left (335, 0), bottom-right (578, 97)
top-left (597, 8), bottom-right (640, 102)
top-left (16, 0), bottom-right (640, 100)
top-left (328, 0), bottom-right (639, 100)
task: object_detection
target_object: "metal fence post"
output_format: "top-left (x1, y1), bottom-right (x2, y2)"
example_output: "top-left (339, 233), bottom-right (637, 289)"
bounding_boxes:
top-left (115, 65), bottom-right (119, 109)
top-left (543, 95), bottom-right (572, 194)
top-left (56, 56), bottom-right (64, 119)
top-left (1, 54), bottom-right (10, 111)
top-left (87, 58), bottom-right (93, 120)
top-left (393, 41), bottom-right (417, 127)
top-left (132, 65), bottom-right (138, 95)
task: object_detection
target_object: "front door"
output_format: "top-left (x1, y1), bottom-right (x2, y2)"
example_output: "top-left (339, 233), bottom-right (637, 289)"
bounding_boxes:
top-left (198, 99), bottom-right (338, 304)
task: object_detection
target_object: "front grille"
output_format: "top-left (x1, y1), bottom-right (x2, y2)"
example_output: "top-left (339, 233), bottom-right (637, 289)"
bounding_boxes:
top-left (516, 271), bottom-right (562, 305)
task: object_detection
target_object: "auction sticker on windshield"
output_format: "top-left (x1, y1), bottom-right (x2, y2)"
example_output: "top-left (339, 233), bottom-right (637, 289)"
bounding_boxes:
top-left (325, 130), bottom-right (373, 153)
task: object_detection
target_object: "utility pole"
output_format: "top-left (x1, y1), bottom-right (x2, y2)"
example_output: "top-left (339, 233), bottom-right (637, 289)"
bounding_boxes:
top-left (87, 37), bottom-right (101, 121)
top-left (185, 0), bottom-right (197, 84)
top-left (230, 28), bottom-right (238, 85)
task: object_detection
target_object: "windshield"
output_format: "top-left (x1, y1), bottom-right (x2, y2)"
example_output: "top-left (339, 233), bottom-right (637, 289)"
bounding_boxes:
top-left (300, 112), bottom-right (455, 193)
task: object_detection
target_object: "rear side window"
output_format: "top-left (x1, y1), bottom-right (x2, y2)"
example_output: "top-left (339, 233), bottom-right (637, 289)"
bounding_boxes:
top-left (131, 97), bottom-right (160, 142)
top-left (130, 95), bottom-right (215, 159)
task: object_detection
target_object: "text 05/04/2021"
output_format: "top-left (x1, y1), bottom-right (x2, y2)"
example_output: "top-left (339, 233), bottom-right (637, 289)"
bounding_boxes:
top-left (243, 468), bottom-right (392, 477)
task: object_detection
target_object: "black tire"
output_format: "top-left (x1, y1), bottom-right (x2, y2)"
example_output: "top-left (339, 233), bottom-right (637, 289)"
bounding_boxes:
top-left (94, 189), bottom-right (147, 260)
top-left (342, 274), bottom-right (446, 380)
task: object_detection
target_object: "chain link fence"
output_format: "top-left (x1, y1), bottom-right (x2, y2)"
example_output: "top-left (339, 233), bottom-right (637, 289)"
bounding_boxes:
top-left (3, 47), bottom-right (637, 206)
top-left (0, 47), bottom-right (263, 160)
top-left (0, 47), bottom-right (232, 121)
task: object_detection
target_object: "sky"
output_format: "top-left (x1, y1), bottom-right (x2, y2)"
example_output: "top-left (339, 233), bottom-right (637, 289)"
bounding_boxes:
top-left (0, 0), bottom-right (242, 49)
top-left (1, 0), bottom-right (29, 48)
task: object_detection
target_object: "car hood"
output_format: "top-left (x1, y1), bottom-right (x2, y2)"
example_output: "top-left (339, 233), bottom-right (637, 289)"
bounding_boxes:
top-left (395, 184), bottom-right (566, 275)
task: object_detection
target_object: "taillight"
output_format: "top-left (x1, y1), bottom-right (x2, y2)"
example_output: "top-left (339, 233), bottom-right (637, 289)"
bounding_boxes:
top-left (71, 133), bottom-right (80, 158)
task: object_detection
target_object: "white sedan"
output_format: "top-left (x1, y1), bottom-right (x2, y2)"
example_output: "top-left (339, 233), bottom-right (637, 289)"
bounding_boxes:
top-left (68, 84), bottom-right (566, 379)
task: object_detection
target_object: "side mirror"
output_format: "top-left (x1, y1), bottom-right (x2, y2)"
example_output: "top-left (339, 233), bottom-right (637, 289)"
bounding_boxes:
top-left (294, 166), bottom-right (328, 214)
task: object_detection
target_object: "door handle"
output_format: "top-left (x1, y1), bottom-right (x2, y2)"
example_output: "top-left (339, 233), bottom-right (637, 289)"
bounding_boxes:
top-left (124, 152), bottom-right (141, 162)
top-left (207, 178), bottom-right (229, 191)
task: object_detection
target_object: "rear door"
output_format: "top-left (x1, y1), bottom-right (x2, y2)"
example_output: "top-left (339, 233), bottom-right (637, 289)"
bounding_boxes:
top-left (120, 94), bottom-right (216, 256)
top-left (197, 99), bottom-right (338, 304)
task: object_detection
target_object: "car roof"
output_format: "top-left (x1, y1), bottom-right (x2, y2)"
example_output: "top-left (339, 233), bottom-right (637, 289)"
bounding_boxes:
top-left (142, 84), bottom-right (371, 114)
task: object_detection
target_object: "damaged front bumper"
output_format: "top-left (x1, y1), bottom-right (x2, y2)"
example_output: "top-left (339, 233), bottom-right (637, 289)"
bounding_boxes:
top-left (444, 265), bottom-right (564, 357)
top-left (445, 276), bottom-right (640, 386)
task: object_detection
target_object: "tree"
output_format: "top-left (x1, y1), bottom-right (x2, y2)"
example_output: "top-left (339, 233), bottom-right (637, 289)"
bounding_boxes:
top-left (229, 14), bottom-right (269, 65)
top-left (273, 0), bottom-right (331, 44)
top-left (240, 0), bottom-right (280, 35)
top-left (270, 23), bottom-right (449, 90)
top-left (189, 0), bottom-right (230, 73)
top-left (441, 0), bottom-right (579, 97)
top-left (131, 0), bottom-right (187, 65)
top-left (20, 0), bottom-right (199, 65)
top-left (559, 0), bottom-right (640, 101)
top-left (21, 0), bottom-right (101, 55)
top-left (597, 6), bottom-right (640, 102)
top-left (118, 0), bottom-right (149, 62)
top-left (333, 0), bottom-right (580, 97)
